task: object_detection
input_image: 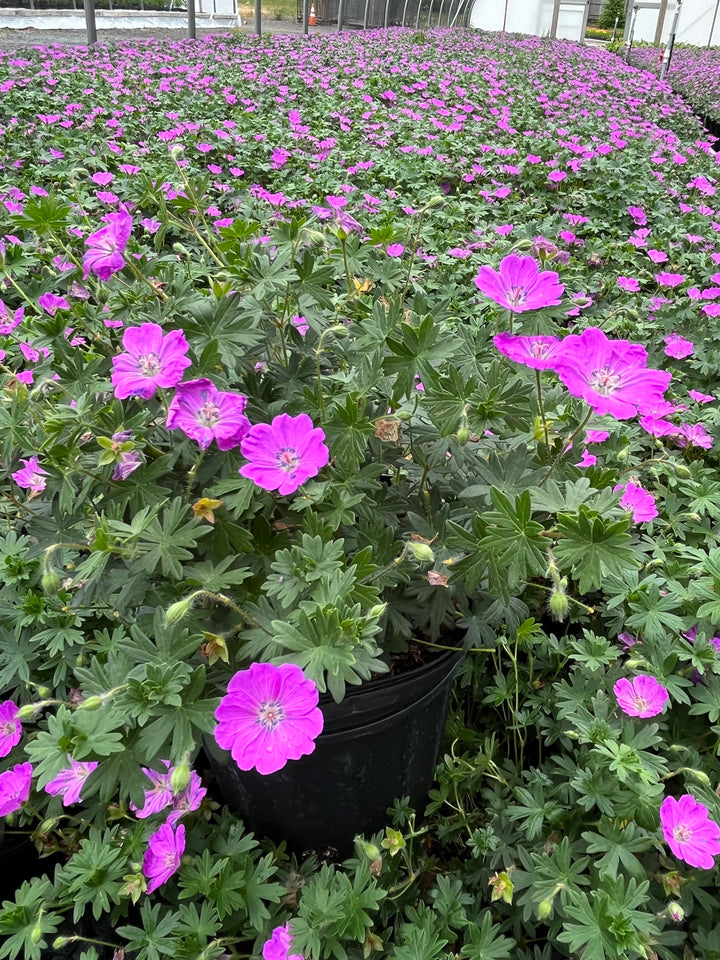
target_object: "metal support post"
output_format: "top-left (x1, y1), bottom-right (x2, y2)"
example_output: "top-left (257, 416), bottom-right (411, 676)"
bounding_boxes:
top-left (338, 0), bottom-right (345, 30)
top-left (84, 0), bottom-right (97, 44)
top-left (401, 0), bottom-right (409, 25)
top-left (303, 0), bottom-right (309, 35)
top-left (188, 0), bottom-right (196, 38)
top-left (626, 5), bottom-right (638, 63)
top-left (255, 0), bottom-right (261, 34)
top-left (660, 0), bottom-right (682, 80)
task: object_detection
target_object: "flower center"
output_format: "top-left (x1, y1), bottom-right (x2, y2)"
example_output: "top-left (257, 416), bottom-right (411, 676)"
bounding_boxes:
top-left (589, 366), bottom-right (622, 395)
top-left (632, 695), bottom-right (649, 713)
top-left (30, 474), bottom-right (44, 487)
top-left (0, 720), bottom-right (16, 736)
top-left (163, 851), bottom-right (178, 868)
top-left (137, 353), bottom-right (160, 376)
top-left (506, 285), bottom-right (527, 306)
top-left (276, 447), bottom-right (300, 474)
top-left (257, 700), bottom-right (285, 729)
top-left (530, 342), bottom-right (549, 358)
top-left (673, 824), bottom-right (692, 844)
top-left (197, 400), bottom-right (221, 427)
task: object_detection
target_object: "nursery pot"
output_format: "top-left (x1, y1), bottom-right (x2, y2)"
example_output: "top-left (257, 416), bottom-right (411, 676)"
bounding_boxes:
top-left (208, 648), bottom-right (463, 854)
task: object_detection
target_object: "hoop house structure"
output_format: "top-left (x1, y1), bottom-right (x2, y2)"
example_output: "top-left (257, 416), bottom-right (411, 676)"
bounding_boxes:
top-left (627, 0), bottom-right (720, 46)
top-left (469, 0), bottom-right (591, 40)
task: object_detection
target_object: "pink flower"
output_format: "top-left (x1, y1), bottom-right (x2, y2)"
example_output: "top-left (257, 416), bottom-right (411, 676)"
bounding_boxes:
top-left (548, 170), bottom-right (566, 183)
top-left (585, 430), bottom-right (610, 443)
top-left (0, 300), bottom-right (24, 335)
top-left (617, 276), bottom-right (640, 292)
top-left (263, 923), bottom-right (304, 960)
top-left (12, 456), bottom-right (48, 494)
top-left (167, 379), bottom-right (250, 451)
top-left (613, 675), bottom-right (668, 717)
top-left (663, 333), bottom-right (694, 359)
top-left (83, 210), bottom-right (132, 280)
top-left (45, 757), bottom-right (98, 806)
top-left (91, 171), bottom-right (114, 186)
top-left (38, 293), bottom-right (70, 315)
top-left (647, 249), bottom-right (669, 264)
top-left (142, 823), bottom-right (185, 894)
top-left (474, 254), bottom-right (564, 313)
top-left (131, 761), bottom-right (174, 819)
top-left (574, 450), bottom-right (596, 468)
top-left (689, 390), bottom-right (715, 404)
top-left (655, 272), bottom-right (685, 288)
top-left (615, 482), bottom-right (658, 522)
top-left (0, 700), bottom-right (21, 757)
top-left (166, 771), bottom-right (206, 826)
top-left (552, 327), bottom-right (672, 420)
top-left (112, 323), bottom-right (192, 400)
top-left (291, 315), bottom-right (309, 337)
top-left (386, 244), bottom-right (405, 258)
top-left (493, 332), bottom-right (563, 370)
top-left (240, 413), bottom-right (329, 496)
top-left (677, 422), bottom-right (713, 449)
top-left (660, 795), bottom-right (720, 869)
top-left (214, 662), bottom-right (324, 776)
top-left (0, 762), bottom-right (33, 816)
top-left (701, 303), bottom-right (720, 318)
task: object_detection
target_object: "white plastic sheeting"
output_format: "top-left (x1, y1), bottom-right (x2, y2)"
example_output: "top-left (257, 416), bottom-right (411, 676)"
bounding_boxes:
top-left (469, 0), bottom-right (590, 42)
top-left (628, 0), bottom-right (720, 47)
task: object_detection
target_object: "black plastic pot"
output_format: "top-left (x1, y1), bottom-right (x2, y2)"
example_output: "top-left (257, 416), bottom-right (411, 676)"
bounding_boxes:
top-left (208, 649), bottom-right (463, 854)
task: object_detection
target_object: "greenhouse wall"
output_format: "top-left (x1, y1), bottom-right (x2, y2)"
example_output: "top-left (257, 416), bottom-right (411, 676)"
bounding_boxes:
top-left (628, 0), bottom-right (720, 47)
top-left (469, 0), bottom-right (589, 41)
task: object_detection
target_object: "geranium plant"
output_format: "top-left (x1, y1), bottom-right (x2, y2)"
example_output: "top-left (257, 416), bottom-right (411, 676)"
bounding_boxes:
top-left (2, 23), bottom-right (720, 960)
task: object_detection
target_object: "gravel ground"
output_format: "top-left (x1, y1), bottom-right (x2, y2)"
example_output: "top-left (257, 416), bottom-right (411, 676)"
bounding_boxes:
top-left (0, 19), bottom-right (336, 51)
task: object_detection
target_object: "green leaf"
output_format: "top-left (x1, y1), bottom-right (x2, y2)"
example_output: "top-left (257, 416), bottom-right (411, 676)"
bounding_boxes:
top-left (554, 507), bottom-right (640, 593)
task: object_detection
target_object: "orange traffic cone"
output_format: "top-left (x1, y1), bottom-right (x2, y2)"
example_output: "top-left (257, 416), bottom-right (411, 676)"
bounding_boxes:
top-left (309, 2), bottom-right (316, 25)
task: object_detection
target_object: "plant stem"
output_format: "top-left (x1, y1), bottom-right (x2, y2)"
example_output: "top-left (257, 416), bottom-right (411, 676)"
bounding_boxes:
top-left (539, 407), bottom-right (594, 487)
top-left (535, 370), bottom-right (549, 447)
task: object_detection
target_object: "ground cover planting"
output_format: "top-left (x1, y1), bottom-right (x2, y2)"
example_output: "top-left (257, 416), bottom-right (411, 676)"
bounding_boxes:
top-left (3, 25), bottom-right (720, 960)
top-left (630, 45), bottom-right (720, 126)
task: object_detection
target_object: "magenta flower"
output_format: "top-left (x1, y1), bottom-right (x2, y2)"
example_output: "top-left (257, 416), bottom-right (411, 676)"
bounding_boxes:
top-left (12, 456), bottom-right (48, 494)
top-left (474, 254), bottom-right (564, 313)
top-left (142, 822), bottom-right (185, 894)
top-left (83, 210), bottom-right (132, 280)
top-left (291, 315), bottom-right (309, 337)
top-left (614, 675), bottom-right (668, 717)
top-left (660, 795), bottom-right (720, 869)
top-left (113, 450), bottom-right (144, 480)
top-left (585, 430), bottom-right (610, 443)
top-left (493, 332), bottom-right (563, 370)
top-left (689, 390), bottom-right (715, 404)
top-left (655, 272), bottom-right (685, 288)
top-left (0, 300), bottom-right (24, 335)
top-left (677, 422), bottom-right (713, 449)
top-left (386, 244), bottom-right (405, 258)
top-left (664, 334), bottom-right (694, 359)
top-left (552, 327), bottom-right (672, 420)
top-left (263, 923), bottom-right (304, 960)
top-left (614, 482), bottom-right (658, 522)
top-left (617, 276), bottom-right (640, 293)
top-left (166, 770), bottom-right (206, 826)
top-left (0, 700), bottom-right (21, 757)
top-left (214, 662), bottom-right (324, 776)
top-left (45, 756), bottom-right (98, 806)
top-left (240, 413), bottom-right (329, 496)
top-left (574, 451), bottom-right (596, 468)
top-left (38, 293), bottom-right (70, 315)
top-left (0, 761), bottom-right (33, 816)
top-left (112, 323), bottom-right (192, 400)
top-left (131, 761), bottom-right (174, 819)
top-left (647, 249), bottom-right (669, 264)
top-left (167, 379), bottom-right (250, 451)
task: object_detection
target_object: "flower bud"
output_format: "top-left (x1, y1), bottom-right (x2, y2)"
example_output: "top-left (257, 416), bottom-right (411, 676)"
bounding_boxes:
top-left (673, 463), bottom-right (691, 478)
top-left (513, 238), bottom-right (534, 251)
top-left (165, 596), bottom-right (194, 625)
top-left (457, 425), bottom-right (469, 446)
top-left (537, 899), bottom-right (553, 920)
top-left (170, 762), bottom-right (191, 795)
top-left (30, 920), bottom-right (44, 945)
top-left (17, 704), bottom-right (39, 720)
top-left (38, 818), bottom-right (58, 834)
top-left (667, 902), bottom-right (685, 922)
top-left (76, 695), bottom-right (103, 711)
top-left (411, 543), bottom-right (435, 563)
top-left (53, 938), bottom-right (71, 950)
top-left (37, 687), bottom-right (51, 699)
top-left (369, 604), bottom-right (387, 620)
top-left (548, 589), bottom-right (569, 622)
top-left (41, 571), bottom-right (61, 595)
top-left (425, 195), bottom-right (446, 209)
